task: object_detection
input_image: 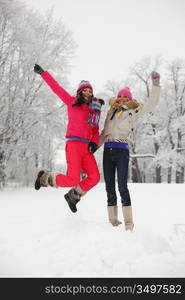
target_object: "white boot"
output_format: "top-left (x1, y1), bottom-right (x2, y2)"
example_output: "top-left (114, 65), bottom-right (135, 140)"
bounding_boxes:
top-left (122, 205), bottom-right (134, 231)
top-left (107, 206), bottom-right (122, 227)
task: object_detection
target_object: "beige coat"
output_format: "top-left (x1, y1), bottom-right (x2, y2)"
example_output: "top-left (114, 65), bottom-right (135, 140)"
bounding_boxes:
top-left (99, 85), bottom-right (161, 146)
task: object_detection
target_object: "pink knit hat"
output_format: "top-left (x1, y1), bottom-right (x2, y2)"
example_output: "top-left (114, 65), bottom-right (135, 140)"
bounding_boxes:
top-left (77, 80), bottom-right (93, 94)
top-left (117, 87), bottom-right (132, 100)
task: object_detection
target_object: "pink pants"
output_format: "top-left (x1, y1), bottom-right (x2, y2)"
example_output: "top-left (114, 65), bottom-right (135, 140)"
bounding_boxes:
top-left (56, 141), bottom-right (100, 191)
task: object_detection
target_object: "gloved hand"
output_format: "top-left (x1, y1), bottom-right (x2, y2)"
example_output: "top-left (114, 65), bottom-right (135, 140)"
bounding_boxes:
top-left (99, 99), bottom-right (105, 106)
top-left (151, 71), bottom-right (160, 86)
top-left (88, 141), bottom-right (98, 153)
top-left (34, 64), bottom-right (44, 75)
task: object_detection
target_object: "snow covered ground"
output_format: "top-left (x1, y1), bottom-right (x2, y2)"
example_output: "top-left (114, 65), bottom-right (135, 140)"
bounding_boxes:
top-left (0, 183), bottom-right (185, 278)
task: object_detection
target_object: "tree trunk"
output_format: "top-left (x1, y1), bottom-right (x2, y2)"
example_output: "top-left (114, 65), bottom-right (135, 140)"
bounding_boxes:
top-left (167, 166), bottom-right (172, 183)
top-left (156, 166), bottom-right (161, 183)
top-left (131, 158), bottom-right (142, 182)
top-left (176, 167), bottom-right (184, 183)
top-left (175, 129), bottom-right (183, 183)
top-left (181, 167), bottom-right (184, 183)
top-left (0, 150), bottom-right (6, 189)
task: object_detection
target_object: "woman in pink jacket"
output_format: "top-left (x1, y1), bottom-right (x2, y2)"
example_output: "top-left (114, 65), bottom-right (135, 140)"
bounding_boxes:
top-left (34, 64), bottom-right (104, 213)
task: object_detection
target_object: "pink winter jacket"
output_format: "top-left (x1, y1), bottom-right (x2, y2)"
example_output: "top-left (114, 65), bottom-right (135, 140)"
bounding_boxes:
top-left (41, 71), bottom-right (99, 144)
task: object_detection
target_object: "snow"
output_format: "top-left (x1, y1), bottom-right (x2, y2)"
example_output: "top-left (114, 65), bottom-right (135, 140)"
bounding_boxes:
top-left (0, 183), bottom-right (185, 278)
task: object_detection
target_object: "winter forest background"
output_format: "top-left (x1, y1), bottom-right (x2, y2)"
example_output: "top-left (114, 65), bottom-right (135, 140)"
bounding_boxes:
top-left (1, 0), bottom-right (185, 190)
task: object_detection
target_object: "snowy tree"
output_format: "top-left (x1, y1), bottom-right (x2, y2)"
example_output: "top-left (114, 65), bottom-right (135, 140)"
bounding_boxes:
top-left (0, 0), bottom-right (76, 188)
top-left (129, 56), bottom-right (163, 182)
top-left (162, 59), bottom-right (185, 183)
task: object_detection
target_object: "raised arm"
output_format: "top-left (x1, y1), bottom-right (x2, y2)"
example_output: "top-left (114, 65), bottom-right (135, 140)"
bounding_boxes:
top-left (34, 64), bottom-right (73, 105)
top-left (137, 71), bottom-right (161, 117)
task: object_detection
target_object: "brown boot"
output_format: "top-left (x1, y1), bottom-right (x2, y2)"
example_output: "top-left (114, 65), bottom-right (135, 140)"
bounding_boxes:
top-left (107, 205), bottom-right (122, 226)
top-left (35, 170), bottom-right (57, 190)
top-left (122, 205), bottom-right (134, 231)
top-left (64, 185), bottom-right (86, 213)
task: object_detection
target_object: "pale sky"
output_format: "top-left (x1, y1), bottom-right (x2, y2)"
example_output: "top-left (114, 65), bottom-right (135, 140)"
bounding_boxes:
top-left (22, 0), bottom-right (185, 91)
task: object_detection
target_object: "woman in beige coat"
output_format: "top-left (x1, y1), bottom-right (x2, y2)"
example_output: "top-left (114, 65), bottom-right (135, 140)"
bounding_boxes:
top-left (99, 71), bottom-right (161, 230)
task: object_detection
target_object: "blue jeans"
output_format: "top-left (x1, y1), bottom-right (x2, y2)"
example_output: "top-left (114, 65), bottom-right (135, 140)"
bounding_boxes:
top-left (103, 148), bottom-right (131, 206)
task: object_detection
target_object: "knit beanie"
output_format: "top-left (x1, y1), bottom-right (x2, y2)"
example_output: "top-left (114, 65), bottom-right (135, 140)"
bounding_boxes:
top-left (117, 87), bottom-right (132, 100)
top-left (77, 80), bottom-right (93, 94)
